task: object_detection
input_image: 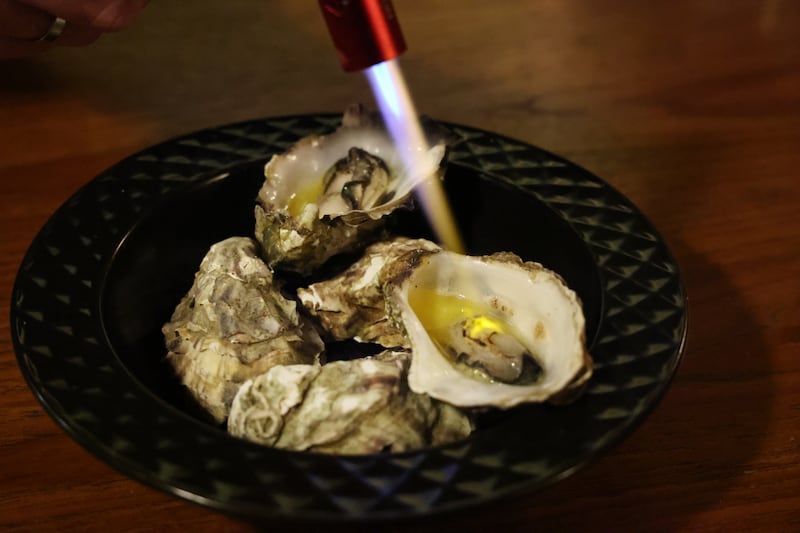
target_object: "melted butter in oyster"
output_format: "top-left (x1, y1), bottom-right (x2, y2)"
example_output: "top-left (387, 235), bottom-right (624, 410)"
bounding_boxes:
top-left (408, 288), bottom-right (543, 385)
top-left (287, 147), bottom-right (395, 218)
top-left (255, 105), bottom-right (448, 275)
top-left (392, 250), bottom-right (592, 409)
top-left (287, 179), bottom-right (323, 218)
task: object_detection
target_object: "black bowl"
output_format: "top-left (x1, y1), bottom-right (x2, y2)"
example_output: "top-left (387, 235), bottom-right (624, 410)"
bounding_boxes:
top-left (11, 114), bottom-right (687, 523)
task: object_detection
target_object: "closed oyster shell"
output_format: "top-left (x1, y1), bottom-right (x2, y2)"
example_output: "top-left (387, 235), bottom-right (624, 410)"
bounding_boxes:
top-left (227, 350), bottom-right (474, 454)
top-left (162, 237), bottom-right (324, 422)
top-left (254, 104), bottom-right (447, 274)
top-left (386, 250), bottom-right (592, 409)
top-left (297, 237), bottom-right (441, 347)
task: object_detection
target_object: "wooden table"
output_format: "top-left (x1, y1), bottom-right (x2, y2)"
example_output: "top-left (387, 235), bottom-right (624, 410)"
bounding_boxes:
top-left (2, 1), bottom-right (798, 531)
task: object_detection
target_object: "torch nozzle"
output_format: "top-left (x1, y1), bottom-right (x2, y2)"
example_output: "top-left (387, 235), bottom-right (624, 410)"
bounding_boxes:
top-left (318, 0), bottom-right (407, 72)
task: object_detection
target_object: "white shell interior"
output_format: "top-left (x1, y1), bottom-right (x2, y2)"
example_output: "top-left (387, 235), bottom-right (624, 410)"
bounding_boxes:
top-left (399, 251), bottom-right (588, 408)
top-left (263, 127), bottom-right (445, 212)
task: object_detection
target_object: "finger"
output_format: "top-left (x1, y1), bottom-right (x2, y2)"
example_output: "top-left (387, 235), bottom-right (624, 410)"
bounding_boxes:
top-left (14, 0), bottom-right (147, 33)
top-left (0, 1), bottom-right (100, 46)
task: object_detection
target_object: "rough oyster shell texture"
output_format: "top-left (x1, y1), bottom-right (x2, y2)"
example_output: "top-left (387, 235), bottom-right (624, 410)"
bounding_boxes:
top-left (298, 237), bottom-right (441, 347)
top-left (254, 104), bottom-right (447, 274)
top-left (228, 350), bottom-right (473, 454)
top-left (162, 237), bottom-right (324, 422)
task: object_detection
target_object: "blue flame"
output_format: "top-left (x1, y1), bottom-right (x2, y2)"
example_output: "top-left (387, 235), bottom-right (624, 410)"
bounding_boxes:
top-left (365, 60), bottom-right (403, 121)
top-left (363, 58), bottom-right (464, 253)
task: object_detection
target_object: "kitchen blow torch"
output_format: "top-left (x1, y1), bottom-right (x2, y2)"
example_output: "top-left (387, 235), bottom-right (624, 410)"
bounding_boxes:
top-left (318, 0), bottom-right (406, 71)
top-left (317, 0), bottom-right (463, 253)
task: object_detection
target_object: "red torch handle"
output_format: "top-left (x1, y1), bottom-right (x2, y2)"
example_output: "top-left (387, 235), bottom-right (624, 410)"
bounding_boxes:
top-left (318, 0), bottom-right (407, 72)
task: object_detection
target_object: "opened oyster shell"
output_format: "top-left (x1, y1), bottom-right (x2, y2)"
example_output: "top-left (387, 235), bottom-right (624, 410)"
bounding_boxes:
top-left (227, 350), bottom-right (473, 454)
top-left (162, 237), bottom-right (324, 422)
top-left (298, 237), bottom-right (441, 347)
top-left (254, 104), bottom-right (448, 274)
top-left (386, 250), bottom-right (592, 408)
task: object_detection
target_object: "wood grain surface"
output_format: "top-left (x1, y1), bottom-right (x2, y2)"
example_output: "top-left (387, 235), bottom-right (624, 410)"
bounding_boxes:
top-left (1, 1), bottom-right (799, 531)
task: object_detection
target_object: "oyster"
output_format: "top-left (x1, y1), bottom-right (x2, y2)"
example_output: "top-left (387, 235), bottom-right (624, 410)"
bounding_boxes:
top-left (162, 237), bottom-right (324, 422)
top-left (227, 350), bottom-right (473, 454)
top-left (386, 250), bottom-right (592, 408)
top-left (254, 104), bottom-right (448, 274)
top-left (297, 237), bottom-right (441, 347)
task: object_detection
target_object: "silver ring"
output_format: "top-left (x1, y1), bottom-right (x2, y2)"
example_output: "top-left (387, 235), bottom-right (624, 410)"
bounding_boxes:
top-left (36, 16), bottom-right (67, 42)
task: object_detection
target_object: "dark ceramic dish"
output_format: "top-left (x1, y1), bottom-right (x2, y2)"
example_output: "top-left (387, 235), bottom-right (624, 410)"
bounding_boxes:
top-left (11, 114), bottom-right (687, 523)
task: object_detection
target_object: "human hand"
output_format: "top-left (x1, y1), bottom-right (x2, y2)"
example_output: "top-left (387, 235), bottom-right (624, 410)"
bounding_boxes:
top-left (0, 0), bottom-right (148, 59)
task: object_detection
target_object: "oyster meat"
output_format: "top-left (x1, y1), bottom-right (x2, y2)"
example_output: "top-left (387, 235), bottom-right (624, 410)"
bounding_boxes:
top-left (254, 104), bottom-right (448, 274)
top-left (162, 237), bottom-right (324, 422)
top-left (385, 250), bottom-right (592, 408)
top-left (227, 350), bottom-right (473, 454)
top-left (297, 237), bottom-right (441, 347)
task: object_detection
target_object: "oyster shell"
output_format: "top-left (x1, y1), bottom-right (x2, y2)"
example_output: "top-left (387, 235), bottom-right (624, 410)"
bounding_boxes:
top-left (227, 350), bottom-right (473, 454)
top-left (386, 250), bottom-right (592, 408)
top-left (297, 237), bottom-right (441, 347)
top-left (254, 104), bottom-right (448, 274)
top-left (162, 237), bottom-right (324, 422)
